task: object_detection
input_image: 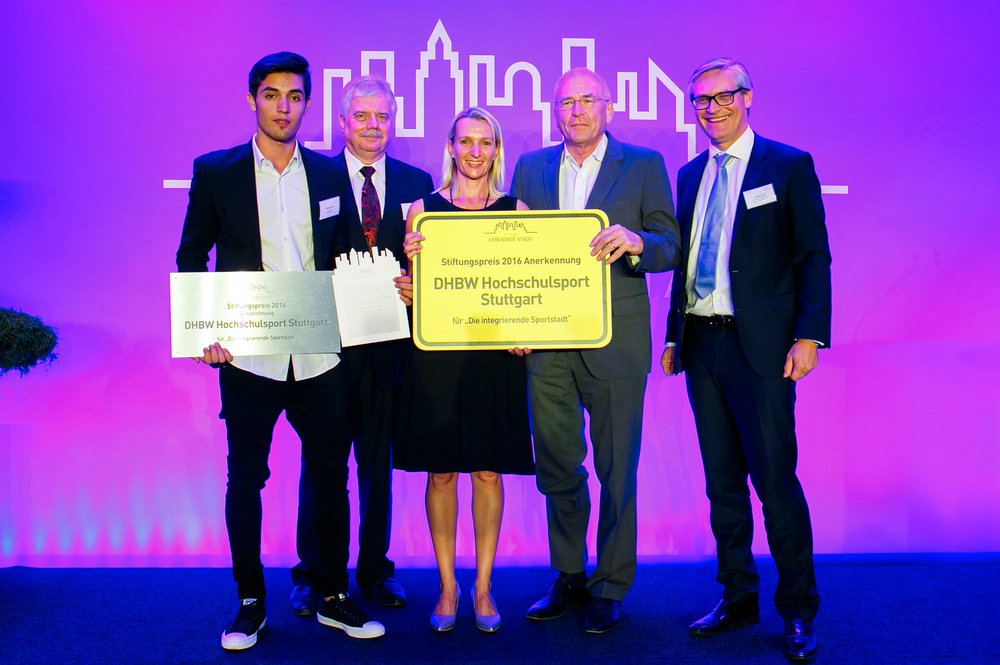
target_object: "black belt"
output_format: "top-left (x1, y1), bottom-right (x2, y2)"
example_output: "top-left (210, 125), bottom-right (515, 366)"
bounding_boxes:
top-left (688, 314), bottom-right (737, 329)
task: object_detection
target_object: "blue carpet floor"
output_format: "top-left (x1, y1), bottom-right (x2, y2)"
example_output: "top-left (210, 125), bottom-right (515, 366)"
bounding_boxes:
top-left (1, 555), bottom-right (997, 664)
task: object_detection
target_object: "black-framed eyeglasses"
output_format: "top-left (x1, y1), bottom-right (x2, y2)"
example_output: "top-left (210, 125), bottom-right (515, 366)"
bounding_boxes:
top-left (691, 88), bottom-right (746, 110)
top-left (555, 95), bottom-right (609, 111)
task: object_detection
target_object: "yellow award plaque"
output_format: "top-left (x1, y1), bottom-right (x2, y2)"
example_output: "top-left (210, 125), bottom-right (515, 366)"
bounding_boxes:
top-left (412, 209), bottom-right (612, 351)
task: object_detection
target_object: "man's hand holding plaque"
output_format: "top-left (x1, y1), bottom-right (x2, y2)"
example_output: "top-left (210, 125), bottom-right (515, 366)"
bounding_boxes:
top-left (193, 341), bottom-right (234, 367)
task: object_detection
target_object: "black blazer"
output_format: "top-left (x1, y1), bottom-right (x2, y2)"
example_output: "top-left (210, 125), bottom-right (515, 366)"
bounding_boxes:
top-left (330, 150), bottom-right (433, 387)
top-left (666, 135), bottom-right (832, 376)
top-left (331, 150), bottom-right (434, 265)
top-left (176, 141), bottom-right (344, 273)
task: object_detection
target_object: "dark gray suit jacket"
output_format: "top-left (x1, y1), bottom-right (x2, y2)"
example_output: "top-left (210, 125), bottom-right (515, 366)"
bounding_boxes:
top-left (510, 133), bottom-right (680, 379)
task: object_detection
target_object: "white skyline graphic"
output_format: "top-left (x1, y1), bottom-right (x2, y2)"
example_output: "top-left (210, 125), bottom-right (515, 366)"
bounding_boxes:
top-left (164, 20), bottom-right (846, 195)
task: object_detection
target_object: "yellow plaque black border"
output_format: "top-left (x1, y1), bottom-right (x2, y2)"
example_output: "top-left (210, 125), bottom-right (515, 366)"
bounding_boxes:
top-left (412, 209), bottom-right (612, 351)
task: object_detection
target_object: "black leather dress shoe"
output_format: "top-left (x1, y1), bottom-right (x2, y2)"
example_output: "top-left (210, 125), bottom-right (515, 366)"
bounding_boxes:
top-left (784, 618), bottom-right (818, 662)
top-left (289, 584), bottom-right (319, 617)
top-left (361, 577), bottom-right (407, 607)
top-left (583, 597), bottom-right (621, 634)
top-left (525, 574), bottom-right (591, 620)
top-left (688, 598), bottom-right (760, 636)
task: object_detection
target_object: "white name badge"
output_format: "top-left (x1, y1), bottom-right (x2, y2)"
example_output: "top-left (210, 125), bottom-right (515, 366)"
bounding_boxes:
top-left (743, 184), bottom-right (777, 209)
top-left (319, 196), bottom-right (340, 219)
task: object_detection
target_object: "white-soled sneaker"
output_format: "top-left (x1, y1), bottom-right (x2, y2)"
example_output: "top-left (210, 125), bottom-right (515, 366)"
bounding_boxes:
top-left (221, 597), bottom-right (266, 650)
top-left (317, 593), bottom-right (385, 639)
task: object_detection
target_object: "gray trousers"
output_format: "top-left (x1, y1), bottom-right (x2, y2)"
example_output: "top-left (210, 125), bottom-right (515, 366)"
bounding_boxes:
top-left (528, 350), bottom-right (647, 601)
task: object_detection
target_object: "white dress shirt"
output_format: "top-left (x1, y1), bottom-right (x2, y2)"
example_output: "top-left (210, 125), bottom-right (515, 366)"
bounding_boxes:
top-left (344, 149), bottom-right (387, 219)
top-left (229, 135), bottom-right (340, 382)
top-left (685, 127), bottom-right (755, 316)
top-left (558, 133), bottom-right (608, 211)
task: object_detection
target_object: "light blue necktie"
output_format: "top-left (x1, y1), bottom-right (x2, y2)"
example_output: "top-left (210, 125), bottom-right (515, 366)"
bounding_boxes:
top-left (693, 153), bottom-right (735, 299)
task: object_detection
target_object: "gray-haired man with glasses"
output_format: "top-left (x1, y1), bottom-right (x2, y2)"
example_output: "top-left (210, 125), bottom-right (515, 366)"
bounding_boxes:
top-left (662, 57), bottom-right (831, 663)
top-left (510, 67), bottom-right (680, 634)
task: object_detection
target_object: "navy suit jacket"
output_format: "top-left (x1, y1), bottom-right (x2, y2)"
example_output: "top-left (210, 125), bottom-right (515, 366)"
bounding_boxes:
top-left (176, 141), bottom-right (344, 273)
top-left (666, 135), bottom-right (832, 376)
top-left (331, 150), bottom-right (433, 268)
top-left (331, 150), bottom-right (433, 387)
top-left (511, 133), bottom-right (680, 379)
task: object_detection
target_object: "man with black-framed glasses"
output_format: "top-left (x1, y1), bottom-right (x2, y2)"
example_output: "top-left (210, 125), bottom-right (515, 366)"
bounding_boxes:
top-left (661, 57), bottom-right (830, 663)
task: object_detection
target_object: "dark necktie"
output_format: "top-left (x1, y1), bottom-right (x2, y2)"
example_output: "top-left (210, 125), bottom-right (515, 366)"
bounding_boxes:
top-left (694, 153), bottom-right (735, 299)
top-left (360, 165), bottom-right (381, 253)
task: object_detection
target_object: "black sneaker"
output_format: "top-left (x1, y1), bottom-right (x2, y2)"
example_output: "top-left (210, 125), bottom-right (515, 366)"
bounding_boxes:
top-left (317, 593), bottom-right (385, 639)
top-left (221, 598), bottom-right (266, 650)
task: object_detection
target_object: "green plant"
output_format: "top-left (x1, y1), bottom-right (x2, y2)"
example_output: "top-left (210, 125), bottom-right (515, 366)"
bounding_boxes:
top-left (0, 308), bottom-right (59, 377)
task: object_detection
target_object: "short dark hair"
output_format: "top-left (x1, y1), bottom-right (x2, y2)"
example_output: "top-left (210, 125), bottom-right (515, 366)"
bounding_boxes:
top-left (248, 51), bottom-right (311, 100)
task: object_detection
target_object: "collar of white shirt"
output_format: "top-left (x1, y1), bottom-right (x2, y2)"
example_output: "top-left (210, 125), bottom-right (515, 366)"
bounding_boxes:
top-left (344, 148), bottom-right (387, 181)
top-left (251, 133), bottom-right (302, 175)
top-left (562, 132), bottom-right (609, 169)
top-left (708, 126), bottom-right (755, 163)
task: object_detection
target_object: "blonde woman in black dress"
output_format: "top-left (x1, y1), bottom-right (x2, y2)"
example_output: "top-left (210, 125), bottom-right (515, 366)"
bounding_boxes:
top-left (394, 107), bottom-right (534, 633)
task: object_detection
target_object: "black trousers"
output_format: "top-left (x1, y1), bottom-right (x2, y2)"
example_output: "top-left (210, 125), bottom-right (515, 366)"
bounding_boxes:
top-left (219, 362), bottom-right (351, 600)
top-left (681, 318), bottom-right (819, 620)
top-left (292, 352), bottom-right (396, 588)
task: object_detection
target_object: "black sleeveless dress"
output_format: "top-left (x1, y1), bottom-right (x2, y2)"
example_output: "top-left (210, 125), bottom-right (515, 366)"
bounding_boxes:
top-left (394, 193), bottom-right (535, 474)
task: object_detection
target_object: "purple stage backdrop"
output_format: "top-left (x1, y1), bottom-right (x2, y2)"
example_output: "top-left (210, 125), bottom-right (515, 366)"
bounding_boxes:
top-left (1, 1), bottom-right (997, 567)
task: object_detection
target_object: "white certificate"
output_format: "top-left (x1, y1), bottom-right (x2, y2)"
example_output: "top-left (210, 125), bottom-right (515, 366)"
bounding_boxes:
top-left (332, 247), bottom-right (410, 347)
top-left (169, 271), bottom-right (341, 357)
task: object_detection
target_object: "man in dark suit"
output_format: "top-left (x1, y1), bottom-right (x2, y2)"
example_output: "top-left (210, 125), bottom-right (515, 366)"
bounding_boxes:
top-left (510, 67), bottom-right (680, 634)
top-left (661, 58), bottom-right (831, 663)
top-left (290, 76), bottom-right (433, 613)
top-left (176, 52), bottom-right (386, 648)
